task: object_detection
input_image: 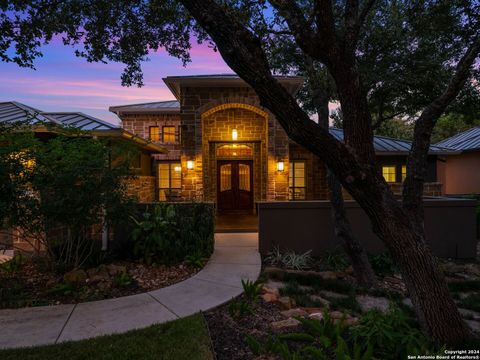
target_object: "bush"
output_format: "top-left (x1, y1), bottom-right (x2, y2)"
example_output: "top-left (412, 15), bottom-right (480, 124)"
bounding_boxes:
top-left (126, 202), bottom-right (214, 265)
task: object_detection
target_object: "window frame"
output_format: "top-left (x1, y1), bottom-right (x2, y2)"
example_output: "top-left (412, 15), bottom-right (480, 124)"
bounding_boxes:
top-left (162, 126), bottom-right (176, 143)
top-left (158, 161), bottom-right (182, 201)
top-left (149, 126), bottom-right (160, 142)
top-left (289, 160), bottom-right (306, 200)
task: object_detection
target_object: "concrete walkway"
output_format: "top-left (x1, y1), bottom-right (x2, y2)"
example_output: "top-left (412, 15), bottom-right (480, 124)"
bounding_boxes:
top-left (0, 233), bottom-right (260, 349)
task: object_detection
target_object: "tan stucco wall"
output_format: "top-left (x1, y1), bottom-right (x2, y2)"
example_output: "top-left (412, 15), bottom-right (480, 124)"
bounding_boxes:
top-left (443, 152), bottom-right (480, 194)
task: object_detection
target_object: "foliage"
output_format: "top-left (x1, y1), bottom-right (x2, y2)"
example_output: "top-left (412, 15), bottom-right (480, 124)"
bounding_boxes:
top-left (184, 251), bottom-right (208, 269)
top-left (368, 252), bottom-right (398, 276)
top-left (1, 127), bottom-right (136, 271)
top-left (46, 281), bottom-right (79, 297)
top-left (265, 246), bottom-right (312, 270)
top-left (0, 314), bottom-right (213, 360)
top-left (324, 251), bottom-right (350, 272)
top-left (241, 279), bottom-right (262, 303)
top-left (129, 202), bottom-right (214, 265)
top-left (112, 272), bottom-right (132, 288)
top-left (228, 297), bottom-right (253, 320)
top-left (432, 114), bottom-right (480, 144)
top-left (350, 305), bottom-right (441, 359)
top-left (0, 254), bottom-right (25, 274)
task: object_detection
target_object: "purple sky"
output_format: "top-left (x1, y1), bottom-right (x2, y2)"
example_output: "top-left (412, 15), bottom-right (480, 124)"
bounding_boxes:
top-left (0, 40), bottom-right (232, 125)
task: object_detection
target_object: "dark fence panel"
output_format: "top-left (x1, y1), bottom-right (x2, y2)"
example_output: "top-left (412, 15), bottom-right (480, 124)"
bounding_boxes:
top-left (258, 198), bottom-right (477, 259)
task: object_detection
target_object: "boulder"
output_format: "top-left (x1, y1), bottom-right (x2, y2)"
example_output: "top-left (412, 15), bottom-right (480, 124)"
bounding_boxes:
top-left (309, 312), bottom-right (324, 321)
top-left (310, 295), bottom-right (331, 307)
top-left (271, 318), bottom-right (301, 331)
top-left (319, 291), bottom-right (348, 300)
top-left (466, 320), bottom-right (480, 334)
top-left (356, 295), bottom-right (390, 313)
top-left (277, 296), bottom-right (296, 310)
top-left (343, 317), bottom-right (360, 326)
top-left (464, 264), bottom-right (480, 277)
top-left (63, 269), bottom-right (87, 284)
top-left (262, 285), bottom-right (280, 297)
top-left (459, 308), bottom-right (480, 321)
top-left (262, 292), bottom-right (278, 303)
top-left (329, 311), bottom-right (346, 320)
top-left (303, 307), bottom-right (325, 314)
top-left (280, 308), bottom-right (308, 318)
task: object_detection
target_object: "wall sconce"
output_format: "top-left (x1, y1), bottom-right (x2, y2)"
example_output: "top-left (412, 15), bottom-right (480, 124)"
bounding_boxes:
top-left (186, 160), bottom-right (194, 170)
top-left (277, 161), bottom-right (285, 172)
top-left (174, 165), bottom-right (182, 172)
top-left (231, 128), bottom-right (238, 141)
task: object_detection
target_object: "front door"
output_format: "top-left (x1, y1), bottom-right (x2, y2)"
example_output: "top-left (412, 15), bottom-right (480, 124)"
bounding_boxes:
top-left (217, 160), bottom-right (253, 212)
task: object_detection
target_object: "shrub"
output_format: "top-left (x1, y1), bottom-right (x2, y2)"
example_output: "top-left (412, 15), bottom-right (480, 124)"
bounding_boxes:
top-left (265, 246), bottom-right (312, 270)
top-left (127, 202), bottom-right (215, 265)
top-left (324, 250), bottom-right (349, 271)
top-left (368, 252), bottom-right (398, 276)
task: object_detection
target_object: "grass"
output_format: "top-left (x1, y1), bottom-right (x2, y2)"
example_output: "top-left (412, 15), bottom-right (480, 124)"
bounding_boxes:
top-left (0, 314), bottom-right (213, 360)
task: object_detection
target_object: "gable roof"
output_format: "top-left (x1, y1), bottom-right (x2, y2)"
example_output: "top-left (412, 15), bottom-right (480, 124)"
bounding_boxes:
top-left (109, 100), bottom-right (180, 115)
top-left (329, 128), bottom-right (454, 155)
top-left (0, 101), bottom-right (60, 125)
top-left (434, 127), bottom-right (480, 152)
top-left (43, 112), bottom-right (119, 131)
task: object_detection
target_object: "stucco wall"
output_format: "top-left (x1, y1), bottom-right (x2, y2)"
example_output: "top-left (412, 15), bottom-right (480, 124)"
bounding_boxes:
top-left (443, 152), bottom-right (480, 195)
top-left (258, 199), bottom-right (477, 259)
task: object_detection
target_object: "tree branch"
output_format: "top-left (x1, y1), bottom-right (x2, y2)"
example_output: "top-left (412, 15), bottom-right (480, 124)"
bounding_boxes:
top-left (403, 36), bottom-right (480, 221)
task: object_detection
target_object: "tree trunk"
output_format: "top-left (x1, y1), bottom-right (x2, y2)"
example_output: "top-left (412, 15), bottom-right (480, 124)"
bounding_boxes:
top-left (305, 58), bottom-right (377, 287)
top-left (326, 169), bottom-right (377, 287)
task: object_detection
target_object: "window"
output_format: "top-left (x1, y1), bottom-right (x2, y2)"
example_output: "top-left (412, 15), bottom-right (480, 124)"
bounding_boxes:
top-left (149, 126), bottom-right (160, 142)
top-left (401, 165), bottom-right (407, 182)
top-left (382, 165), bottom-right (396, 183)
top-left (163, 126), bottom-right (176, 143)
top-left (158, 162), bottom-right (181, 201)
top-left (289, 161), bottom-right (306, 200)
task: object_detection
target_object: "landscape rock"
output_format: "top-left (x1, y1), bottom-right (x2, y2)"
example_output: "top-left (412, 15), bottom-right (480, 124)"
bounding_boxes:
top-left (271, 318), bottom-right (301, 331)
top-left (310, 295), bottom-right (331, 307)
top-left (319, 291), bottom-right (348, 300)
top-left (280, 308), bottom-right (308, 318)
top-left (262, 293), bottom-right (278, 303)
top-left (277, 296), bottom-right (296, 310)
top-left (464, 263), bottom-right (480, 277)
top-left (317, 271), bottom-right (341, 280)
top-left (63, 269), bottom-right (87, 284)
top-left (343, 317), bottom-right (360, 326)
top-left (466, 320), bottom-right (480, 334)
top-left (329, 311), bottom-right (346, 320)
top-left (309, 312), bottom-right (324, 321)
top-left (87, 267), bottom-right (110, 283)
top-left (264, 280), bottom-right (284, 290)
top-left (107, 264), bottom-right (127, 276)
top-left (402, 298), bottom-right (413, 308)
top-left (262, 285), bottom-right (280, 297)
top-left (356, 295), bottom-right (390, 313)
top-left (303, 307), bottom-right (325, 314)
top-left (459, 308), bottom-right (480, 321)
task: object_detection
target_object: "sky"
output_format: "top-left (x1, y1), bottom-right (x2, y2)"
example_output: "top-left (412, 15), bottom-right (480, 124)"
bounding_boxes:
top-left (0, 40), bottom-right (233, 125)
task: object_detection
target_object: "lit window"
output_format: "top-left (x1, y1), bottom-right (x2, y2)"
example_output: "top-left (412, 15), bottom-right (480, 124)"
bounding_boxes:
top-left (382, 165), bottom-right (396, 183)
top-left (149, 126), bottom-right (160, 142)
top-left (401, 165), bottom-right (407, 182)
top-left (158, 162), bottom-right (181, 201)
top-left (163, 126), bottom-right (176, 143)
top-left (289, 161), bottom-right (306, 200)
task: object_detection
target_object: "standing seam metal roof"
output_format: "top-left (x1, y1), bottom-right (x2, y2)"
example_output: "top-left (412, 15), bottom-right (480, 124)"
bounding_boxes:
top-left (434, 127), bottom-right (480, 152)
top-left (329, 128), bottom-right (452, 154)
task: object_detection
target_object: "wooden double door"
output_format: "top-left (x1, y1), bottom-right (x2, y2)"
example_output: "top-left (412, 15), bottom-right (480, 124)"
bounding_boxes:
top-left (217, 160), bottom-right (253, 212)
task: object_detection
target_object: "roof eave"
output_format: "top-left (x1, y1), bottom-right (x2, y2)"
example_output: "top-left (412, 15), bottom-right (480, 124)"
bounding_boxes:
top-left (109, 107), bottom-right (180, 115)
top-left (93, 128), bottom-right (167, 153)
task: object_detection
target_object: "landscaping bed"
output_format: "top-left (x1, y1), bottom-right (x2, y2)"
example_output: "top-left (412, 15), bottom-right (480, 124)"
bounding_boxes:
top-left (0, 257), bottom-right (200, 309)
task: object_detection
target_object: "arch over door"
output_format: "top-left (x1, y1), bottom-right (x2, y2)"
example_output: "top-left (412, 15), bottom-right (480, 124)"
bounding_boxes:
top-left (217, 160), bottom-right (253, 211)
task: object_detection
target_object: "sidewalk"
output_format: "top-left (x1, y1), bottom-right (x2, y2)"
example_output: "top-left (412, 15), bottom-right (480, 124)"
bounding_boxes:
top-left (0, 233), bottom-right (260, 349)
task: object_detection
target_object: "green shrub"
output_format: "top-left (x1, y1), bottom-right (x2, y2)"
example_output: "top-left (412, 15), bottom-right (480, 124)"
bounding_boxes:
top-left (324, 250), bottom-right (349, 271)
top-left (128, 202), bottom-right (215, 265)
top-left (241, 279), bottom-right (262, 303)
top-left (112, 272), bottom-right (132, 288)
top-left (368, 252), bottom-right (398, 276)
top-left (185, 251), bottom-right (208, 269)
top-left (228, 297), bottom-right (253, 320)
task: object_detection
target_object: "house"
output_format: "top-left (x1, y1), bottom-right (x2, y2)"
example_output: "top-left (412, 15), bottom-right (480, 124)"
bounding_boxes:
top-left (435, 127), bottom-right (480, 195)
top-left (109, 74), bottom-right (452, 210)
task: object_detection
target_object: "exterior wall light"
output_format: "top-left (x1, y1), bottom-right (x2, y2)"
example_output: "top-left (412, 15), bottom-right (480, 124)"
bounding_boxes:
top-left (174, 165), bottom-right (182, 172)
top-left (277, 161), bottom-right (285, 171)
top-left (186, 160), bottom-right (194, 170)
top-left (231, 128), bottom-right (238, 141)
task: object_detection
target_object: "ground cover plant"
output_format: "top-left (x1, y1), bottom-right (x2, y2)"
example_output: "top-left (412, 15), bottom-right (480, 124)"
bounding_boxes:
top-left (0, 314), bottom-right (213, 360)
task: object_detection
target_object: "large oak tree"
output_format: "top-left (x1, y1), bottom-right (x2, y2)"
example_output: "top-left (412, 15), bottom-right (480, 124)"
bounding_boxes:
top-left (1, 0), bottom-right (479, 344)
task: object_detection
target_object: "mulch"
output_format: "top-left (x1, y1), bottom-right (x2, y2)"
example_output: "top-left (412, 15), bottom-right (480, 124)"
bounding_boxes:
top-left (0, 258), bottom-right (199, 309)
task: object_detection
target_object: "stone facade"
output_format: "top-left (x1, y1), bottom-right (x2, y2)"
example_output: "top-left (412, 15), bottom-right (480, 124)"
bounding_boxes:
top-left (125, 176), bottom-right (156, 203)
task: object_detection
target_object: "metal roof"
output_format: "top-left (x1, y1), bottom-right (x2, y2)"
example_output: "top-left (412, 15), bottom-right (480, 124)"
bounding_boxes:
top-left (109, 100), bottom-right (180, 114)
top-left (43, 112), bottom-right (119, 130)
top-left (0, 101), bottom-right (60, 125)
top-left (434, 127), bottom-right (480, 152)
top-left (329, 128), bottom-right (453, 154)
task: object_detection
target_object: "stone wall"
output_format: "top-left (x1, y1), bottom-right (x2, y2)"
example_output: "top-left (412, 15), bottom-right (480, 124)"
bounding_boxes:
top-left (121, 113), bottom-right (181, 161)
top-left (126, 176), bottom-right (156, 203)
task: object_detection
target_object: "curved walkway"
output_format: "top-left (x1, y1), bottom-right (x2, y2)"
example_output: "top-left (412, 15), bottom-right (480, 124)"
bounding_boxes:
top-left (0, 233), bottom-right (260, 349)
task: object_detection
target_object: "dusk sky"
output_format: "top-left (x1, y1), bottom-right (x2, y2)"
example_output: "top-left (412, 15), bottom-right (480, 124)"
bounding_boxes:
top-left (0, 40), bottom-right (233, 125)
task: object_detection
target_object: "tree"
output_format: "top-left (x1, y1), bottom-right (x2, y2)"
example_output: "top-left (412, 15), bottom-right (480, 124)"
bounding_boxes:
top-left (1, 0), bottom-right (479, 344)
top-left (1, 125), bottom-right (136, 270)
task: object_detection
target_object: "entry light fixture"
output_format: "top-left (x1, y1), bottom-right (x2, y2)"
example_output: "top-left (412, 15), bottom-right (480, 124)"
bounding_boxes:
top-left (277, 161), bottom-right (285, 172)
top-left (231, 128), bottom-right (238, 141)
top-left (186, 160), bottom-right (194, 170)
top-left (174, 165), bottom-right (182, 172)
